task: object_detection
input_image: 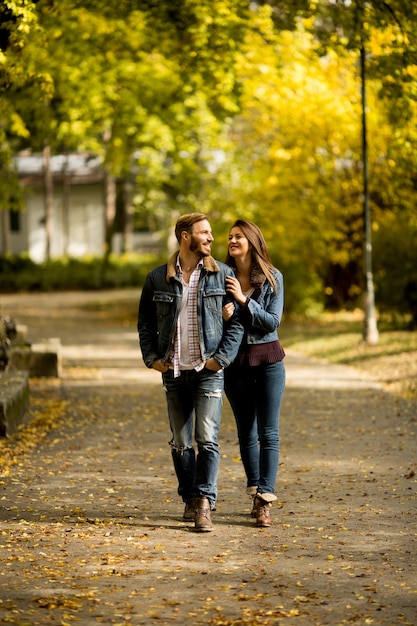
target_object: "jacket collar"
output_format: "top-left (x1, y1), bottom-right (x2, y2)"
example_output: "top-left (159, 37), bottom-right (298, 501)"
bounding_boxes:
top-left (249, 265), bottom-right (267, 289)
top-left (227, 261), bottom-right (266, 289)
top-left (166, 251), bottom-right (220, 282)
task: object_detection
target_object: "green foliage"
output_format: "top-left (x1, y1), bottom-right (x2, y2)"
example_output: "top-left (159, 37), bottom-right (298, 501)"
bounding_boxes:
top-left (278, 260), bottom-right (326, 318)
top-left (0, 0), bottom-right (41, 205)
top-left (306, 0), bottom-right (417, 125)
top-left (373, 215), bottom-right (417, 325)
top-left (210, 11), bottom-right (417, 321)
top-left (0, 254), bottom-right (160, 292)
top-left (1, 0), bottom-right (417, 320)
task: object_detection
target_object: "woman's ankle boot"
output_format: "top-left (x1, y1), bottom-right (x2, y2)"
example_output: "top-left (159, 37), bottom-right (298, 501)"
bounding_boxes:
top-left (254, 493), bottom-right (277, 528)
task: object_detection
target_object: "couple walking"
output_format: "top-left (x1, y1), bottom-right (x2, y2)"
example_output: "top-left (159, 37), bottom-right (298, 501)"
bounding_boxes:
top-left (137, 213), bottom-right (285, 532)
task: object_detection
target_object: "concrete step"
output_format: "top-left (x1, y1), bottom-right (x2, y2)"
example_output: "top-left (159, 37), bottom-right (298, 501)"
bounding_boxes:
top-left (8, 338), bottom-right (62, 378)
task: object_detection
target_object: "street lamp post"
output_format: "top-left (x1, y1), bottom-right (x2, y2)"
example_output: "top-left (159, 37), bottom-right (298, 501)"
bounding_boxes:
top-left (360, 41), bottom-right (379, 344)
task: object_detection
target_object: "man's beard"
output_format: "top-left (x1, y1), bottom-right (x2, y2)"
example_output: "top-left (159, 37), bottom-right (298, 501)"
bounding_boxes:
top-left (190, 235), bottom-right (210, 257)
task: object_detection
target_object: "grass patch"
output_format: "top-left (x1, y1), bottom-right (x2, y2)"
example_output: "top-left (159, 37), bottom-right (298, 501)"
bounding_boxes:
top-left (281, 311), bottom-right (417, 399)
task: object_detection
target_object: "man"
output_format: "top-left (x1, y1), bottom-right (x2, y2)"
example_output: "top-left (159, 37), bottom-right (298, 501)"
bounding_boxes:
top-left (138, 213), bottom-right (243, 532)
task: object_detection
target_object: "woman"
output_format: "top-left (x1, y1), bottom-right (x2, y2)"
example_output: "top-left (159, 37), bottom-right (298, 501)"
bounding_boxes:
top-left (223, 219), bottom-right (285, 528)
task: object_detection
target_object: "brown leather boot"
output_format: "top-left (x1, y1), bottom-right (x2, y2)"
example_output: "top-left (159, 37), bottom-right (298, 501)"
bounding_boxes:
top-left (254, 495), bottom-right (272, 527)
top-left (246, 486), bottom-right (258, 518)
top-left (183, 500), bottom-right (195, 521)
top-left (194, 497), bottom-right (213, 532)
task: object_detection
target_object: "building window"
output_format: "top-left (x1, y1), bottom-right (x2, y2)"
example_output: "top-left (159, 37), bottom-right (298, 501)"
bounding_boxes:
top-left (10, 210), bottom-right (20, 232)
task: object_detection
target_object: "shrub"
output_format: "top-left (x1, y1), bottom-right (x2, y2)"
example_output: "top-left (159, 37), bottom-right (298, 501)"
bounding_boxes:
top-left (0, 253), bottom-right (161, 292)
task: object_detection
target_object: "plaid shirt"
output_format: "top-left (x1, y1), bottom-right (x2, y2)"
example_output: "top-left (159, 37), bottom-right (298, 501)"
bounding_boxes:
top-left (172, 257), bottom-right (205, 377)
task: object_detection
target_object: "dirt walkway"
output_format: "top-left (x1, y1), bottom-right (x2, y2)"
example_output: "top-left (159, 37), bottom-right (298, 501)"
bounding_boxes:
top-left (0, 290), bottom-right (416, 626)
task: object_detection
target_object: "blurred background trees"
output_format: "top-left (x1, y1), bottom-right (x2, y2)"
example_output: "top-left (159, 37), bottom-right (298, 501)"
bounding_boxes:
top-left (1, 0), bottom-right (416, 323)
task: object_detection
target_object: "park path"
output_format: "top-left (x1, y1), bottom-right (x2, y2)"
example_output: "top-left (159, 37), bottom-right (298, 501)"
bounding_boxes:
top-left (0, 290), bottom-right (415, 626)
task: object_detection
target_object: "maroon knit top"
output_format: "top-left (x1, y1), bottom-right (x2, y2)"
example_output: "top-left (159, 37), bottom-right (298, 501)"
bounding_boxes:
top-left (236, 340), bottom-right (285, 366)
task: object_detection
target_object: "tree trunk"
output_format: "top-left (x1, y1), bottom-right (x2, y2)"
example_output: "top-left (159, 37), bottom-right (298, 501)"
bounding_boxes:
top-left (104, 169), bottom-right (116, 255)
top-left (1, 210), bottom-right (10, 255)
top-left (62, 154), bottom-right (70, 257)
top-left (43, 144), bottom-right (53, 262)
top-left (121, 178), bottom-right (133, 253)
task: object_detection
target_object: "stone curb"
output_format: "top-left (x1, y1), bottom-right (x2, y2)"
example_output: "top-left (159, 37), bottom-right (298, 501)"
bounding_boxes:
top-left (0, 371), bottom-right (29, 437)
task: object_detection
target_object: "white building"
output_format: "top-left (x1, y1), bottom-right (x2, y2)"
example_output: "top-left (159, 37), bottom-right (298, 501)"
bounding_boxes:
top-left (1, 152), bottom-right (162, 262)
top-left (1, 152), bottom-right (106, 263)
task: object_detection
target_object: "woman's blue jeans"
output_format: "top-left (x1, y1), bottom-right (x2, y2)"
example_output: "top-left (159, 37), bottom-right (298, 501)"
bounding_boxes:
top-left (225, 360), bottom-right (285, 495)
top-left (162, 368), bottom-right (224, 509)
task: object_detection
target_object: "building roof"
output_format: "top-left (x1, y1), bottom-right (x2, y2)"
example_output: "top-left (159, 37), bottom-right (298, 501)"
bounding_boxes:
top-left (15, 152), bottom-right (105, 185)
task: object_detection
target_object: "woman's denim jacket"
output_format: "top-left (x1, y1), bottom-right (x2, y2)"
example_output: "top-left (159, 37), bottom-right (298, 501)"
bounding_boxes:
top-left (138, 253), bottom-right (244, 370)
top-left (242, 269), bottom-right (284, 345)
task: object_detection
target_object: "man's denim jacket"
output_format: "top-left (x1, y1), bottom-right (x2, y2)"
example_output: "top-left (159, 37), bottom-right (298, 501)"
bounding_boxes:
top-left (138, 253), bottom-right (244, 370)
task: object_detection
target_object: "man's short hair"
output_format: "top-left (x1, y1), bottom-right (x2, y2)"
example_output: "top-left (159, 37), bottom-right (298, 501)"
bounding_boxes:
top-left (175, 213), bottom-right (208, 243)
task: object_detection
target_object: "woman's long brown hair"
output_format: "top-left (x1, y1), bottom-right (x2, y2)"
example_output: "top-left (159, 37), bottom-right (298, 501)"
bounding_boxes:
top-left (225, 219), bottom-right (278, 292)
